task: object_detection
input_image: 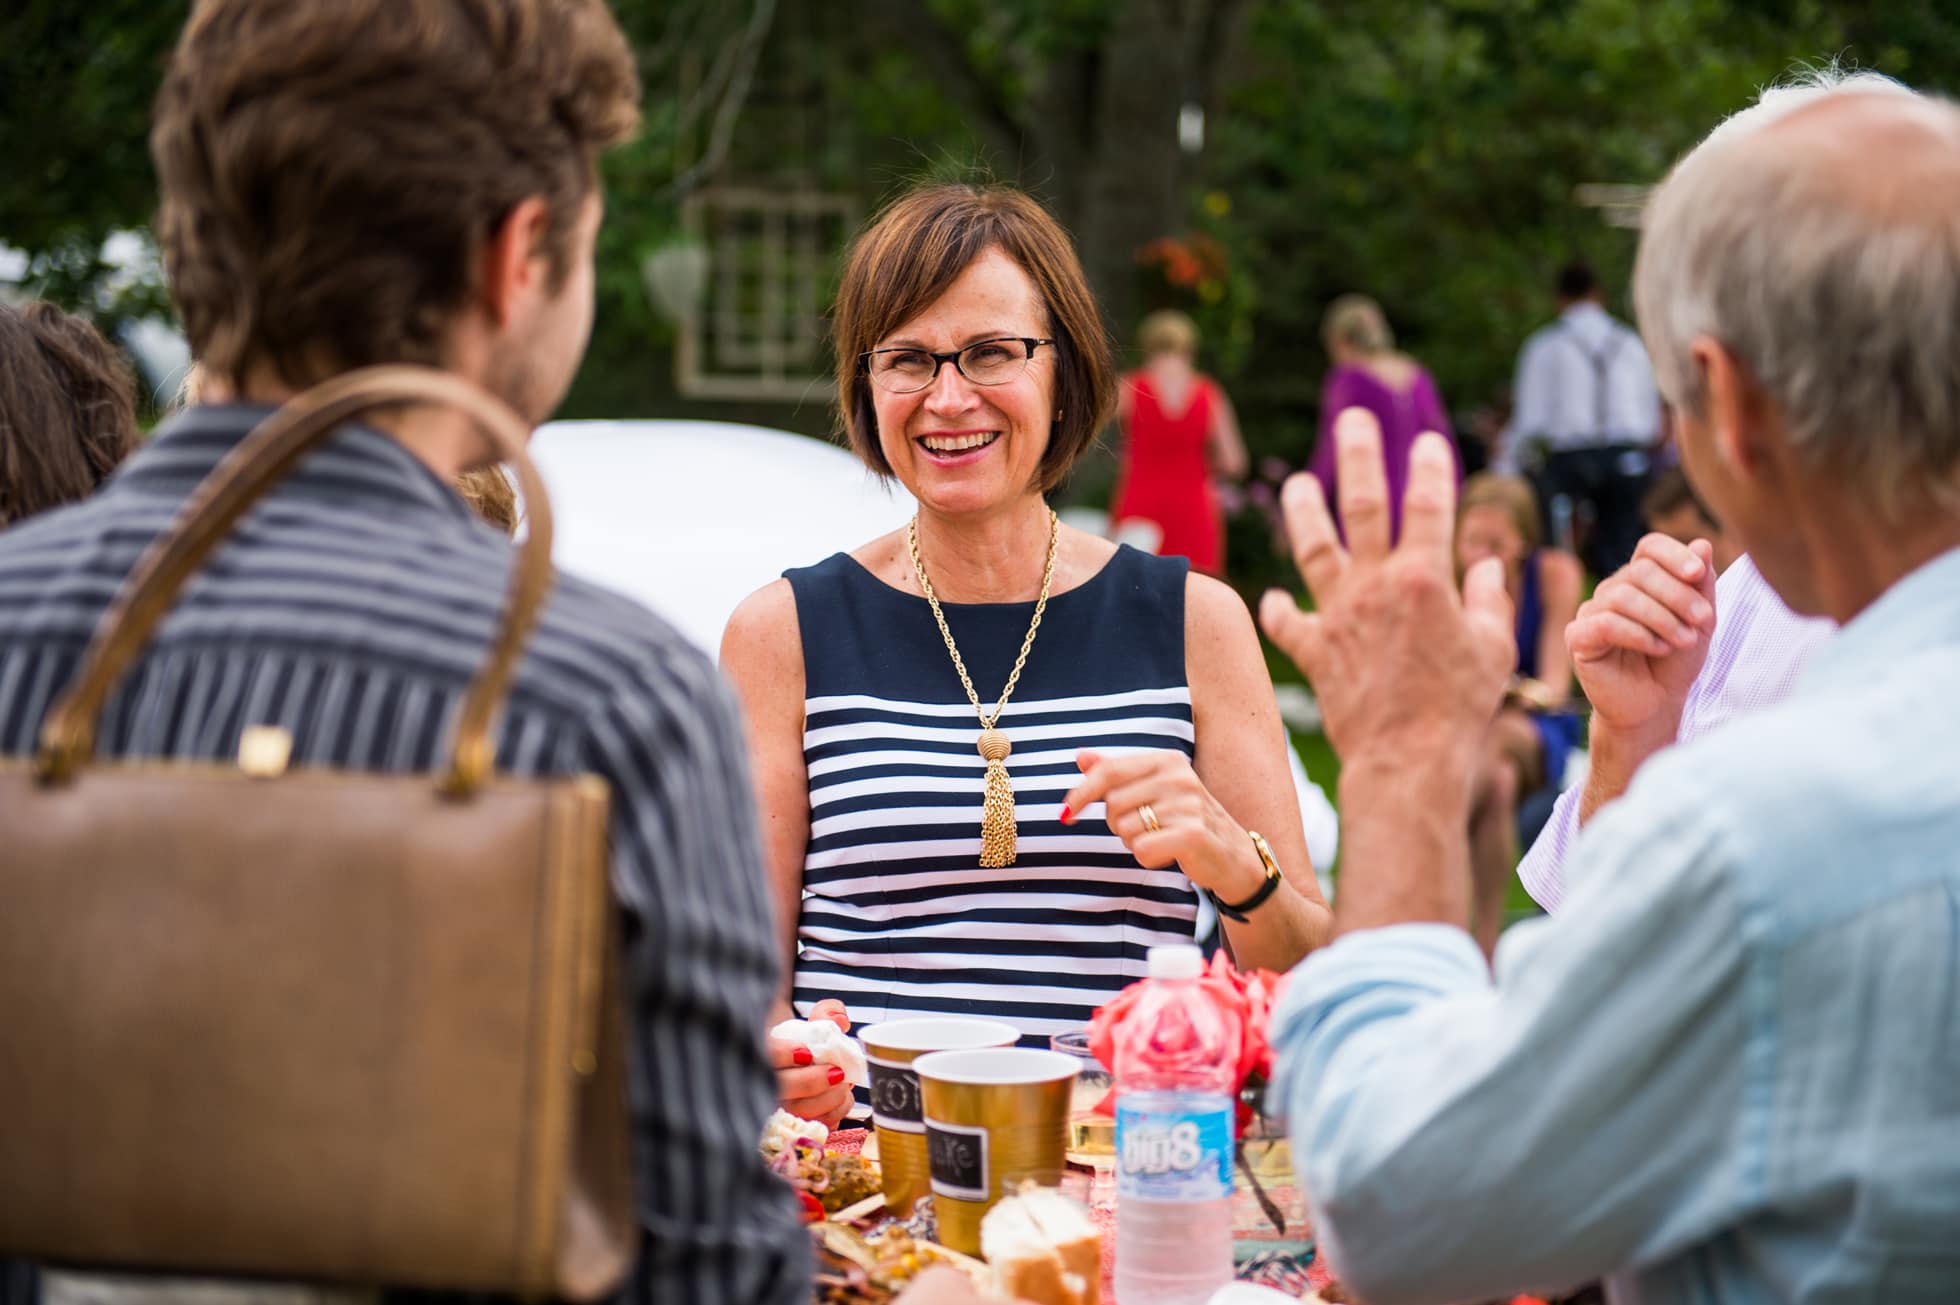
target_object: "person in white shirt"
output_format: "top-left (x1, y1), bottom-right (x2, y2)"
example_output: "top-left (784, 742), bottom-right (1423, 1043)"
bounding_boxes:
top-left (1499, 261), bottom-right (1663, 578)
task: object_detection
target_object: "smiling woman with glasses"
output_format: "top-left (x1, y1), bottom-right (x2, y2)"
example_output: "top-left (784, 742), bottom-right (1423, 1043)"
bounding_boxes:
top-left (720, 183), bottom-right (1334, 1129)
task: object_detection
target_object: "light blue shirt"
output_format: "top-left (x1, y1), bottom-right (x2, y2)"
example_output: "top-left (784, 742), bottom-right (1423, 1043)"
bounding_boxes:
top-left (1272, 546), bottom-right (1960, 1304)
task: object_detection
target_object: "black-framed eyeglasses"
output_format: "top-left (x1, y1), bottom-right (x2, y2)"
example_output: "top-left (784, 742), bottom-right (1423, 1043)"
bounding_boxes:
top-left (859, 337), bottom-right (1055, 394)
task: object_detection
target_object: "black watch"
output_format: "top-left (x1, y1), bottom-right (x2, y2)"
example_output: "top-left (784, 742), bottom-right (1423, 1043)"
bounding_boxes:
top-left (1207, 830), bottom-right (1285, 923)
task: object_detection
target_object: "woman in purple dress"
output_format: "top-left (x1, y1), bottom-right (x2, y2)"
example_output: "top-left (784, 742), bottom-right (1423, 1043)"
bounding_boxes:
top-left (1312, 295), bottom-right (1459, 539)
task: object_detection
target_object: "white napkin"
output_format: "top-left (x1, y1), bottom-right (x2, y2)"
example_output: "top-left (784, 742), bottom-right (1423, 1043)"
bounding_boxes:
top-left (770, 1017), bottom-right (870, 1088)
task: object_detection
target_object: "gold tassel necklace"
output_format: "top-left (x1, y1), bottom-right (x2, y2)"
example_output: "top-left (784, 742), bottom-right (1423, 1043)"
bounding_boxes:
top-left (908, 509), bottom-right (1060, 868)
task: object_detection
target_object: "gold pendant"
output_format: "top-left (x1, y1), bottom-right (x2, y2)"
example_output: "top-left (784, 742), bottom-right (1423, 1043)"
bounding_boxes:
top-left (977, 728), bottom-right (1016, 867)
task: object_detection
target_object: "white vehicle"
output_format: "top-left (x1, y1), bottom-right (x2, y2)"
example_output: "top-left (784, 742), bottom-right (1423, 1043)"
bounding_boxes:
top-left (528, 417), bottom-right (913, 653)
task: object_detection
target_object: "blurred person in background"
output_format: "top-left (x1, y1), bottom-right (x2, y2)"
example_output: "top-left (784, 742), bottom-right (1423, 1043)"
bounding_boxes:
top-left (723, 185), bottom-right (1331, 1091)
top-left (1498, 260), bottom-right (1663, 578)
top-left (1643, 464), bottom-right (1737, 575)
top-left (0, 2), bottom-right (924, 1302)
top-left (1264, 78), bottom-right (1960, 1304)
top-left (1109, 307), bottom-right (1246, 575)
top-left (0, 300), bottom-right (139, 529)
top-left (1454, 472), bottom-right (1580, 949)
top-left (1312, 294), bottom-right (1457, 543)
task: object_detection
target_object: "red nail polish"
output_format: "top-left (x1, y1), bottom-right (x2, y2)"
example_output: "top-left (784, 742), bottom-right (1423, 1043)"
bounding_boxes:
top-left (792, 1047), bottom-right (813, 1067)
top-left (826, 1066), bottom-right (846, 1086)
top-left (1059, 804), bottom-right (1074, 825)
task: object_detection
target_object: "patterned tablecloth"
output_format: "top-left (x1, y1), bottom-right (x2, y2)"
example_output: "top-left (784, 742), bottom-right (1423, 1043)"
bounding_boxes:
top-left (824, 1129), bottom-right (1335, 1300)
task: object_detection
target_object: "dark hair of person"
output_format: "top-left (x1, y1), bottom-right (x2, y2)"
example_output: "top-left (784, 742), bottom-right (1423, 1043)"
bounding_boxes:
top-left (1642, 464), bottom-right (1719, 528)
top-left (0, 301), bottom-right (141, 528)
top-left (832, 183), bottom-right (1117, 494)
top-left (1557, 260), bottom-right (1600, 301)
top-left (149, 0), bottom-right (640, 394)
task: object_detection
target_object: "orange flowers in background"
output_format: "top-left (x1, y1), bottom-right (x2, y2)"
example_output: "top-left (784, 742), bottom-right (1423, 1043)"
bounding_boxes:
top-left (1138, 232), bottom-right (1229, 299)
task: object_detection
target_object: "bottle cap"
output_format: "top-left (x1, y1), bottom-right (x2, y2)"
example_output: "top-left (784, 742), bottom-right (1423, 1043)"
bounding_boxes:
top-left (1146, 943), bottom-right (1203, 980)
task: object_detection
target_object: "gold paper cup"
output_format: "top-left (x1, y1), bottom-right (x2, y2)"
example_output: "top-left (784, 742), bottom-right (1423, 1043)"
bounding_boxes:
top-left (913, 1047), bottom-right (1077, 1256)
top-left (859, 1018), bottom-right (1020, 1218)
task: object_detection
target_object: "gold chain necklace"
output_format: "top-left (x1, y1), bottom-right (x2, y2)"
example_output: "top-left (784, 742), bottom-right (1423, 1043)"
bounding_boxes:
top-left (908, 509), bottom-right (1060, 868)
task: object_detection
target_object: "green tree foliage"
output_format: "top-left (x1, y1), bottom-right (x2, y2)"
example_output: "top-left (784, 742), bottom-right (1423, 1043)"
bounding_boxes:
top-left (7, 0), bottom-right (1960, 504)
top-left (0, 0), bottom-right (189, 317)
top-left (1213, 0), bottom-right (1870, 460)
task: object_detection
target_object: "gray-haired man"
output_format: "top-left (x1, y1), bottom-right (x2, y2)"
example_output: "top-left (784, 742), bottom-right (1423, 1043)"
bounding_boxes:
top-left (1260, 81), bottom-right (1960, 1305)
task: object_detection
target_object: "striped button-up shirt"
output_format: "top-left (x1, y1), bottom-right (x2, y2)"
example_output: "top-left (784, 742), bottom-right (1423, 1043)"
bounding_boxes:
top-left (0, 405), bottom-right (807, 1305)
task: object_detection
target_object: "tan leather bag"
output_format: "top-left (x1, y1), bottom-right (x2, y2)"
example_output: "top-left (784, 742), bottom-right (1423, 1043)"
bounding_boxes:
top-left (0, 368), bottom-right (635, 1300)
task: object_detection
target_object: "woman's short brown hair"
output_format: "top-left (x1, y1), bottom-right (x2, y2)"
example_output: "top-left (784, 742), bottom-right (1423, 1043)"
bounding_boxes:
top-left (0, 302), bottom-right (140, 529)
top-left (151, 0), bottom-right (640, 393)
top-left (832, 184), bottom-right (1116, 494)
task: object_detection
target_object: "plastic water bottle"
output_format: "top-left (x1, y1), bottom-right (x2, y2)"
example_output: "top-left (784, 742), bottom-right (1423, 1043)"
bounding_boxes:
top-left (1113, 943), bottom-right (1236, 1304)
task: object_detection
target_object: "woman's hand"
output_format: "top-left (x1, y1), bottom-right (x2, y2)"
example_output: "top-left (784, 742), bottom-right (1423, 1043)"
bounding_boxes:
top-left (1061, 748), bottom-right (1267, 905)
top-left (771, 998), bottom-right (854, 1128)
top-left (804, 997), bottom-right (851, 1034)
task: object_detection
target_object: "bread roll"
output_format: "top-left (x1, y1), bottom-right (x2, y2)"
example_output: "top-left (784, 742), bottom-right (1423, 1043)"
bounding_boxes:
top-left (979, 1186), bottom-right (1100, 1305)
top-left (1017, 1186), bottom-right (1100, 1297)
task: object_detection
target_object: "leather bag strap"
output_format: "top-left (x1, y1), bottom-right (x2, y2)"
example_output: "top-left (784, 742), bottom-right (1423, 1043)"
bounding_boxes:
top-left (35, 365), bottom-right (552, 796)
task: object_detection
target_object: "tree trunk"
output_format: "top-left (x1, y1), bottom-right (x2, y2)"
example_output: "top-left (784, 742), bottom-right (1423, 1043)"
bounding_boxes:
top-left (1070, 11), bottom-right (1187, 348)
top-left (1046, 0), bottom-right (1249, 348)
top-left (861, 1), bottom-right (1249, 344)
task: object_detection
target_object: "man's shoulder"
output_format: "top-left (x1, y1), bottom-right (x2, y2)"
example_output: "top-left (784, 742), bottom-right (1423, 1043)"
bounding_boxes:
top-left (1604, 314), bottom-right (1646, 352)
top-left (532, 566), bottom-right (722, 705)
top-left (1632, 651), bottom-right (1960, 900)
top-left (0, 487), bottom-right (724, 738)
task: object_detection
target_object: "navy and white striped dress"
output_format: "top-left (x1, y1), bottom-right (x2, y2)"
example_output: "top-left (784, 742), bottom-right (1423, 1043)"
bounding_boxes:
top-left (786, 545), bottom-right (1198, 1045)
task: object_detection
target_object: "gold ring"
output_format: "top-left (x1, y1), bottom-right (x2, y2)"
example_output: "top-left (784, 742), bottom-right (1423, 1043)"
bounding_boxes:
top-left (1138, 803), bottom-right (1161, 833)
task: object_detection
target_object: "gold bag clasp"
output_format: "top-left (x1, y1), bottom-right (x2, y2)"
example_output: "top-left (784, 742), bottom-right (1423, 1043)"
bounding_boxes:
top-left (238, 725), bottom-right (293, 779)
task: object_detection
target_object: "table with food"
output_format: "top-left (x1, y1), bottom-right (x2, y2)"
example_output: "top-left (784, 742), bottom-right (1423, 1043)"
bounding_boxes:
top-left (764, 949), bottom-right (1597, 1305)
top-left (765, 950), bottom-right (1328, 1305)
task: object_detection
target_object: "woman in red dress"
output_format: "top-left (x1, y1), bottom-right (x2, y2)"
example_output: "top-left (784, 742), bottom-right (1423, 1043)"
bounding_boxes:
top-left (1111, 310), bottom-right (1247, 575)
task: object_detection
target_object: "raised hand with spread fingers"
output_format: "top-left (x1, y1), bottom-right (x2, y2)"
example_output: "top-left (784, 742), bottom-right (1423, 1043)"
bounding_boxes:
top-left (1258, 407), bottom-right (1515, 936)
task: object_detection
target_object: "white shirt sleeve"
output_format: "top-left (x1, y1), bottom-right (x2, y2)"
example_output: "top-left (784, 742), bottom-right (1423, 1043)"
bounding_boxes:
top-left (1514, 781), bottom-right (1579, 911)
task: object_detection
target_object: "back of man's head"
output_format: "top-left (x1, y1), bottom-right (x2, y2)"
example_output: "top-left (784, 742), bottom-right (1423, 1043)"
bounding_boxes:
top-left (1555, 260), bottom-right (1598, 304)
top-left (1635, 70), bottom-right (1960, 526)
top-left (151, 0), bottom-right (639, 399)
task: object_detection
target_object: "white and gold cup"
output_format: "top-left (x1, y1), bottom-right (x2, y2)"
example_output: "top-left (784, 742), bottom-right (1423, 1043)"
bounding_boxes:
top-left (913, 1046), bottom-right (1077, 1255)
top-left (859, 1017), bottom-right (1020, 1218)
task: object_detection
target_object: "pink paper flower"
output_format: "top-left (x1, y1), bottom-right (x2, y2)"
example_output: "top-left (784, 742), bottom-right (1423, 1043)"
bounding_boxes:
top-left (1088, 953), bottom-right (1288, 1137)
